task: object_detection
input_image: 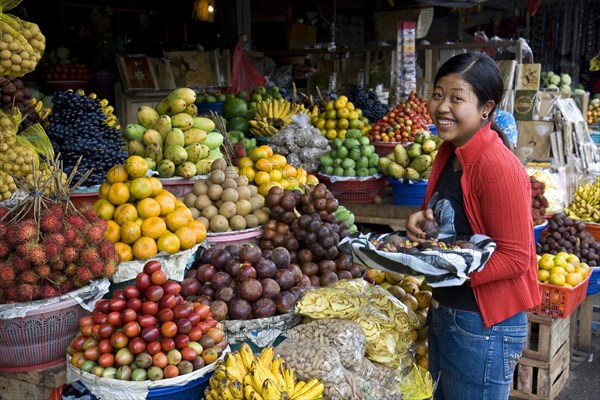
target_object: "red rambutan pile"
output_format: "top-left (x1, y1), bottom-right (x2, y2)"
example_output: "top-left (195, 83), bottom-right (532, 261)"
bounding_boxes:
top-left (63, 247), bottom-right (78, 264)
top-left (73, 266), bottom-right (93, 288)
top-left (43, 239), bottom-right (63, 262)
top-left (89, 262), bottom-right (104, 278)
top-left (0, 220), bottom-right (6, 237)
top-left (98, 241), bottom-right (117, 261)
top-left (63, 227), bottom-right (78, 243)
top-left (40, 211), bottom-right (62, 233)
top-left (47, 233), bottom-right (66, 246)
top-left (17, 283), bottom-right (38, 302)
top-left (0, 262), bottom-right (16, 286)
top-left (86, 224), bottom-right (107, 243)
top-left (33, 264), bottom-right (51, 278)
top-left (64, 213), bottom-right (85, 230)
top-left (81, 247), bottom-right (100, 265)
top-left (0, 207), bottom-right (8, 218)
top-left (12, 256), bottom-right (29, 272)
top-left (0, 240), bottom-right (10, 258)
top-left (80, 206), bottom-right (100, 223)
top-left (26, 243), bottom-right (47, 265)
top-left (46, 203), bottom-right (66, 219)
top-left (40, 284), bottom-right (60, 300)
top-left (102, 261), bottom-right (118, 278)
top-left (19, 270), bottom-right (39, 284)
top-left (15, 219), bottom-right (38, 243)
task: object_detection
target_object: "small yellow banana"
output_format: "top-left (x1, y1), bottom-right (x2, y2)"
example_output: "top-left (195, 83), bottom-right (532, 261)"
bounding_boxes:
top-left (99, 98), bottom-right (109, 108)
top-left (244, 385), bottom-right (264, 400)
top-left (240, 343), bottom-right (256, 372)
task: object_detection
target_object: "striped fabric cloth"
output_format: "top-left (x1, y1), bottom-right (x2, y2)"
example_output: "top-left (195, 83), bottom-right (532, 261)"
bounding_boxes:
top-left (340, 232), bottom-right (496, 287)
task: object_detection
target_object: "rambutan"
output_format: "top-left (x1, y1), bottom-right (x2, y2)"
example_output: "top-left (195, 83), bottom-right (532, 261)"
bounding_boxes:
top-left (0, 220), bottom-right (6, 237)
top-left (4, 286), bottom-right (17, 302)
top-left (46, 203), bottom-right (65, 219)
top-left (47, 233), bottom-right (66, 247)
top-left (98, 241), bottom-right (116, 261)
top-left (59, 281), bottom-right (74, 295)
top-left (19, 270), bottom-right (39, 284)
top-left (81, 247), bottom-right (100, 266)
top-left (73, 236), bottom-right (85, 249)
top-left (102, 261), bottom-right (118, 278)
top-left (51, 260), bottom-right (65, 271)
top-left (63, 247), bottom-right (78, 264)
top-left (64, 263), bottom-right (77, 277)
top-left (12, 256), bottom-right (30, 272)
top-left (86, 225), bottom-right (107, 243)
top-left (96, 219), bottom-right (108, 231)
top-left (48, 271), bottom-right (67, 287)
top-left (26, 243), bottom-right (47, 265)
top-left (5, 225), bottom-right (20, 247)
top-left (0, 240), bottom-right (10, 258)
top-left (0, 262), bottom-right (16, 286)
top-left (17, 283), bottom-right (38, 302)
top-left (80, 206), bottom-right (99, 223)
top-left (40, 284), bottom-right (60, 300)
top-left (63, 228), bottom-right (78, 243)
top-left (75, 266), bottom-right (93, 284)
top-left (34, 264), bottom-right (51, 278)
top-left (0, 207), bottom-right (8, 218)
top-left (89, 261), bottom-right (104, 278)
top-left (15, 220), bottom-right (38, 243)
top-left (64, 214), bottom-right (86, 230)
top-left (43, 239), bottom-right (63, 262)
top-left (40, 212), bottom-right (62, 233)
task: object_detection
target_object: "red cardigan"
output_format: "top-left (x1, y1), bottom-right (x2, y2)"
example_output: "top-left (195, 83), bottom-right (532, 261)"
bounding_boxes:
top-left (423, 123), bottom-right (541, 327)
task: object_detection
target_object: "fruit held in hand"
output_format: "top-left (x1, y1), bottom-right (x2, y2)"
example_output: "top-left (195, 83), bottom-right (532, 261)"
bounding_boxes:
top-left (417, 219), bottom-right (439, 240)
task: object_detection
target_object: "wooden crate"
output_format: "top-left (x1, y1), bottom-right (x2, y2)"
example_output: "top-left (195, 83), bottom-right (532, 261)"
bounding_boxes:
top-left (510, 338), bottom-right (570, 400)
top-left (522, 312), bottom-right (571, 362)
top-left (0, 362), bottom-right (66, 400)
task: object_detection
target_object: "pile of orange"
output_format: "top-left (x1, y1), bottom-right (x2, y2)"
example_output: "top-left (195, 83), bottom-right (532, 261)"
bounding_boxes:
top-left (93, 155), bottom-right (206, 261)
top-left (236, 145), bottom-right (318, 196)
top-left (309, 95), bottom-right (371, 140)
top-left (536, 252), bottom-right (590, 288)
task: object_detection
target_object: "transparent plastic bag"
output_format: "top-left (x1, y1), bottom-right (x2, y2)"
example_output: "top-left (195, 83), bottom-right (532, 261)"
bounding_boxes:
top-left (0, 0), bottom-right (46, 76)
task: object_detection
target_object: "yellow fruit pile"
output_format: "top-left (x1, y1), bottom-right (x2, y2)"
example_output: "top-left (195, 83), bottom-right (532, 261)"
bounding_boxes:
top-left (236, 145), bottom-right (318, 197)
top-left (93, 155), bottom-right (206, 261)
top-left (536, 252), bottom-right (590, 287)
top-left (310, 95), bottom-right (371, 140)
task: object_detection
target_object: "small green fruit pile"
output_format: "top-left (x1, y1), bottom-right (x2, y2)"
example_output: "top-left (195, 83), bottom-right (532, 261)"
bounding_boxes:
top-left (379, 130), bottom-right (442, 180)
top-left (318, 129), bottom-right (379, 177)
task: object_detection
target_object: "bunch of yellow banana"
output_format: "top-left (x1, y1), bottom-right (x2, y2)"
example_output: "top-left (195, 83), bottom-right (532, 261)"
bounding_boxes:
top-left (204, 343), bottom-right (324, 400)
top-left (565, 177), bottom-right (600, 222)
top-left (248, 99), bottom-right (309, 137)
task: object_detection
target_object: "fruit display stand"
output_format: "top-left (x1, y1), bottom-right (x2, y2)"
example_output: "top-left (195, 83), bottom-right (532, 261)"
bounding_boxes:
top-left (0, 362), bottom-right (67, 400)
top-left (510, 312), bottom-right (571, 400)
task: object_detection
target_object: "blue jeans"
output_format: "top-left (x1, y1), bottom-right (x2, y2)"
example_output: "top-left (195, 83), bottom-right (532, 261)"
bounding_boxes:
top-left (428, 305), bottom-right (527, 400)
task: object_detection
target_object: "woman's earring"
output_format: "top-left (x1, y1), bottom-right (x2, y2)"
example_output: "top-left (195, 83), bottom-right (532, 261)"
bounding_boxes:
top-left (482, 112), bottom-right (488, 119)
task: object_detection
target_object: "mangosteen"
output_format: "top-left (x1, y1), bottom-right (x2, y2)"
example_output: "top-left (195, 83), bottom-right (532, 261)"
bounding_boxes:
top-left (255, 258), bottom-right (277, 279)
top-left (239, 243), bottom-right (262, 264)
top-left (275, 291), bottom-right (297, 314)
top-left (417, 219), bottom-right (440, 240)
top-left (301, 261), bottom-right (319, 276)
top-left (238, 278), bottom-right (263, 302)
top-left (198, 284), bottom-right (216, 299)
top-left (337, 270), bottom-right (353, 280)
top-left (211, 249), bottom-right (232, 270)
top-left (210, 271), bottom-right (232, 290)
top-left (215, 286), bottom-right (237, 303)
top-left (320, 270), bottom-right (339, 286)
top-left (199, 247), bottom-right (218, 264)
top-left (275, 269), bottom-right (295, 291)
top-left (210, 300), bottom-right (229, 321)
top-left (228, 298), bottom-right (253, 320)
top-left (236, 263), bottom-right (257, 281)
top-left (252, 298), bottom-right (277, 319)
top-left (224, 244), bottom-right (240, 258)
top-left (288, 286), bottom-right (308, 301)
top-left (270, 247), bottom-right (291, 269)
top-left (260, 278), bottom-right (281, 300)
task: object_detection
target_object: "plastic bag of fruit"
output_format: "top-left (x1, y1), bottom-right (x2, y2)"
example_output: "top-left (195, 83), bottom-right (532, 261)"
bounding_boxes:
top-left (0, 0), bottom-right (46, 77)
top-left (341, 231), bottom-right (497, 287)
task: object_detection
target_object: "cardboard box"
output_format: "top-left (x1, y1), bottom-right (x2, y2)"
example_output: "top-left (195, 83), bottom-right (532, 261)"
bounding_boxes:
top-left (516, 63), bottom-right (542, 90)
top-left (288, 24), bottom-right (317, 50)
top-left (516, 121), bottom-right (554, 162)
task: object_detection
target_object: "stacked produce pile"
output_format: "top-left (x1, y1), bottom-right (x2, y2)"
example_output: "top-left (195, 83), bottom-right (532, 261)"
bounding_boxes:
top-left (538, 213), bottom-right (599, 266)
top-left (205, 343), bottom-right (323, 400)
top-left (93, 156), bottom-right (206, 261)
top-left (368, 91), bottom-right (432, 143)
top-left (565, 177), bottom-right (600, 223)
top-left (0, 203), bottom-right (118, 303)
top-left (68, 261), bottom-right (227, 381)
top-left (309, 95), bottom-right (371, 140)
top-left (268, 114), bottom-right (330, 172)
top-left (0, 76), bottom-right (43, 131)
top-left (221, 95), bottom-right (251, 135)
top-left (344, 84), bottom-right (390, 124)
top-left (530, 176), bottom-right (549, 226)
top-left (261, 185), bottom-right (362, 286)
top-left (540, 71), bottom-right (573, 93)
top-left (0, 13), bottom-right (45, 77)
top-left (364, 270), bottom-right (432, 370)
top-left (47, 90), bottom-right (127, 186)
top-left (378, 131), bottom-right (441, 180)
top-left (125, 88), bottom-right (224, 178)
top-left (183, 244), bottom-right (310, 321)
top-left (317, 129), bottom-right (380, 177)
top-left (536, 251), bottom-right (591, 287)
top-left (587, 96), bottom-right (600, 125)
top-left (181, 158), bottom-right (270, 233)
top-left (248, 98), bottom-right (309, 137)
top-left (236, 145), bottom-right (315, 197)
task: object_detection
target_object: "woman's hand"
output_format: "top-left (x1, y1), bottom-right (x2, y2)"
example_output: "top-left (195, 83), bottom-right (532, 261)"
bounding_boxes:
top-left (406, 208), bottom-right (435, 242)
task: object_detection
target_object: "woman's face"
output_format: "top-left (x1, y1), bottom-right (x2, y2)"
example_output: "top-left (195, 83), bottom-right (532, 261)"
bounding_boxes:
top-left (428, 73), bottom-right (488, 147)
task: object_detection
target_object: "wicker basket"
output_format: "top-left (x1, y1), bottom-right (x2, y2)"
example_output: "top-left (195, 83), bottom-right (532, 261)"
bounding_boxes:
top-left (317, 174), bottom-right (385, 203)
top-left (0, 298), bottom-right (88, 372)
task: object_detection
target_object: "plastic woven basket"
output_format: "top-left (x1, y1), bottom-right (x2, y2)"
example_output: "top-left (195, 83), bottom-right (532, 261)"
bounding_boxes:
top-left (317, 174), bottom-right (385, 203)
top-left (372, 141), bottom-right (402, 157)
top-left (534, 220), bottom-right (548, 244)
top-left (585, 223), bottom-right (600, 241)
top-left (531, 273), bottom-right (591, 318)
top-left (586, 267), bottom-right (600, 296)
top-left (0, 298), bottom-right (87, 372)
top-left (388, 178), bottom-right (428, 206)
top-left (70, 192), bottom-right (99, 208)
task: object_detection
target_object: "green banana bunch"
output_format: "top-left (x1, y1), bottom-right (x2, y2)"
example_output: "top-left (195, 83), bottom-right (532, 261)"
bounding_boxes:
top-left (205, 343), bottom-right (324, 400)
top-left (565, 177), bottom-right (600, 222)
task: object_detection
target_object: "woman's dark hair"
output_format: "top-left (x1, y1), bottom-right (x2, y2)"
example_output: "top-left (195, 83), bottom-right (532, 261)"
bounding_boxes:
top-left (434, 52), bottom-right (512, 148)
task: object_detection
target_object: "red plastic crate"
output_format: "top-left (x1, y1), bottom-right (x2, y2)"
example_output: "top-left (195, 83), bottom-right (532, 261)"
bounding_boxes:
top-left (531, 273), bottom-right (591, 318)
top-left (317, 174), bottom-right (385, 203)
top-left (585, 223), bottom-right (600, 241)
top-left (69, 192), bottom-right (99, 208)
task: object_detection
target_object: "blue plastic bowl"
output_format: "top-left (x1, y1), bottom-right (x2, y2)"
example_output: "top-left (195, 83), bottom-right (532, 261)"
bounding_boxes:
top-left (196, 102), bottom-right (223, 116)
top-left (146, 373), bottom-right (211, 400)
top-left (427, 124), bottom-right (437, 135)
top-left (388, 178), bottom-right (428, 206)
top-left (533, 220), bottom-right (548, 244)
